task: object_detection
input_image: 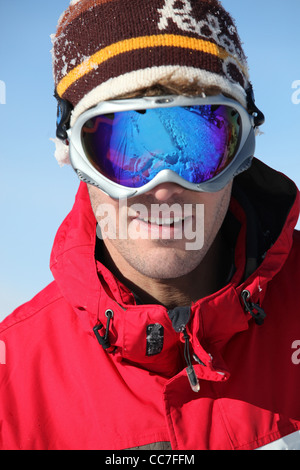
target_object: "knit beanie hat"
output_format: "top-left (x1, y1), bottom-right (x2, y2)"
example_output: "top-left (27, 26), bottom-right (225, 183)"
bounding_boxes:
top-left (51, 0), bottom-right (251, 165)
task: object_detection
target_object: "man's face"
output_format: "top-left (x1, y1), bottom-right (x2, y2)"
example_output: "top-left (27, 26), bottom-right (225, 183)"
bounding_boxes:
top-left (88, 181), bottom-right (232, 280)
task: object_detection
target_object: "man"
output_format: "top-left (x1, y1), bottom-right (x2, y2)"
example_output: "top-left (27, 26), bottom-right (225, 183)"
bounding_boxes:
top-left (0, 0), bottom-right (300, 450)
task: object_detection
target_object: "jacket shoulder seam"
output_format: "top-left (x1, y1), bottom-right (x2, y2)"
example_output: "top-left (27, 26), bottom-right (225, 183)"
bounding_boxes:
top-left (0, 283), bottom-right (64, 336)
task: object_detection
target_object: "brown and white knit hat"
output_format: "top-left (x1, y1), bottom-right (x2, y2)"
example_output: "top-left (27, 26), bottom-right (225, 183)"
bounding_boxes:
top-left (51, 0), bottom-right (251, 165)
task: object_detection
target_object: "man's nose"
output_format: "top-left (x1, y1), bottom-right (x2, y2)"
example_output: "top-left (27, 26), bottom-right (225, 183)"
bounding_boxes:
top-left (146, 183), bottom-right (185, 201)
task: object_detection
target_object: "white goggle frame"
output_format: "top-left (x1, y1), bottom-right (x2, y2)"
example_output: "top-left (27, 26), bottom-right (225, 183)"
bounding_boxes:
top-left (68, 94), bottom-right (256, 199)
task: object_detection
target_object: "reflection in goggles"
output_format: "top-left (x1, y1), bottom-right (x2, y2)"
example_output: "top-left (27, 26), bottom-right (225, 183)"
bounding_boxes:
top-left (81, 105), bottom-right (241, 188)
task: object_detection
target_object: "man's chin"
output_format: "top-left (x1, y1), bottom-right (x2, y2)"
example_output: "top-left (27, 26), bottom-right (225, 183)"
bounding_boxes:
top-left (120, 245), bottom-right (206, 280)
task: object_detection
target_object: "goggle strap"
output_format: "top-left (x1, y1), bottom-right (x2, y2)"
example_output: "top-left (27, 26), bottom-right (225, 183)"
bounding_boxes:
top-left (55, 90), bottom-right (73, 142)
top-left (246, 85), bottom-right (265, 127)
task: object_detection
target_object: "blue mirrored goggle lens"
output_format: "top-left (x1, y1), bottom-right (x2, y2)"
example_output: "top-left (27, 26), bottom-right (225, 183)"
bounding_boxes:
top-left (81, 105), bottom-right (242, 188)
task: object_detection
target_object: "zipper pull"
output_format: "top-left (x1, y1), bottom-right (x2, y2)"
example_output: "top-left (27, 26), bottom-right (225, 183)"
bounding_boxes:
top-left (186, 365), bottom-right (200, 393)
top-left (182, 328), bottom-right (200, 393)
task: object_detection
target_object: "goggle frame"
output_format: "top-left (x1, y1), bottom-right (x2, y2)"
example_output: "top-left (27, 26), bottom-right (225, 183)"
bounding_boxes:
top-left (68, 94), bottom-right (257, 199)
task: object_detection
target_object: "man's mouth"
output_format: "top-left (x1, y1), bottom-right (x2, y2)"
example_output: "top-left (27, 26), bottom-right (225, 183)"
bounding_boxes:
top-left (126, 206), bottom-right (194, 240)
top-left (138, 215), bottom-right (186, 226)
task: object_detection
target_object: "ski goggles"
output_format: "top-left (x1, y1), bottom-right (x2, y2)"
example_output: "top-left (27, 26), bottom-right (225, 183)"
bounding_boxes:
top-left (68, 94), bottom-right (257, 199)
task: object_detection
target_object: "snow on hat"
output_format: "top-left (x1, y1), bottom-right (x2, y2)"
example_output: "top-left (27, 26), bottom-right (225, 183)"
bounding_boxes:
top-left (51, 0), bottom-right (251, 164)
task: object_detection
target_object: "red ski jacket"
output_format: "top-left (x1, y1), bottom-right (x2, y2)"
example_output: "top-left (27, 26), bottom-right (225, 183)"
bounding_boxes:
top-left (1, 158), bottom-right (300, 450)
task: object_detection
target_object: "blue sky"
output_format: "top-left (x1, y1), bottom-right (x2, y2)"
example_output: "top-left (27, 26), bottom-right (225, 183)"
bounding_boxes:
top-left (0, 0), bottom-right (299, 321)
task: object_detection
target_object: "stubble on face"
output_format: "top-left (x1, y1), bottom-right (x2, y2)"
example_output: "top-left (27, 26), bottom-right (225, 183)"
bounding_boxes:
top-left (87, 182), bottom-right (233, 284)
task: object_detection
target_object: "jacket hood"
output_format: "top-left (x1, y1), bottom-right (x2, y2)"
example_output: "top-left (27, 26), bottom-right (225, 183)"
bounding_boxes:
top-left (50, 158), bottom-right (300, 380)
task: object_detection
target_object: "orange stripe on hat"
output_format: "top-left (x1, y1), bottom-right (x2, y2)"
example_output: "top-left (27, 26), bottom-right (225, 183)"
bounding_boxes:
top-left (56, 34), bottom-right (246, 97)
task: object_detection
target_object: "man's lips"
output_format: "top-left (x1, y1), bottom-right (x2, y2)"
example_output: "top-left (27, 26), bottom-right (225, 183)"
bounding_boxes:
top-left (135, 215), bottom-right (187, 226)
top-left (127, 207), bottom-right (193, 226)
top-left (126, 207), bottom-right (195, 241)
